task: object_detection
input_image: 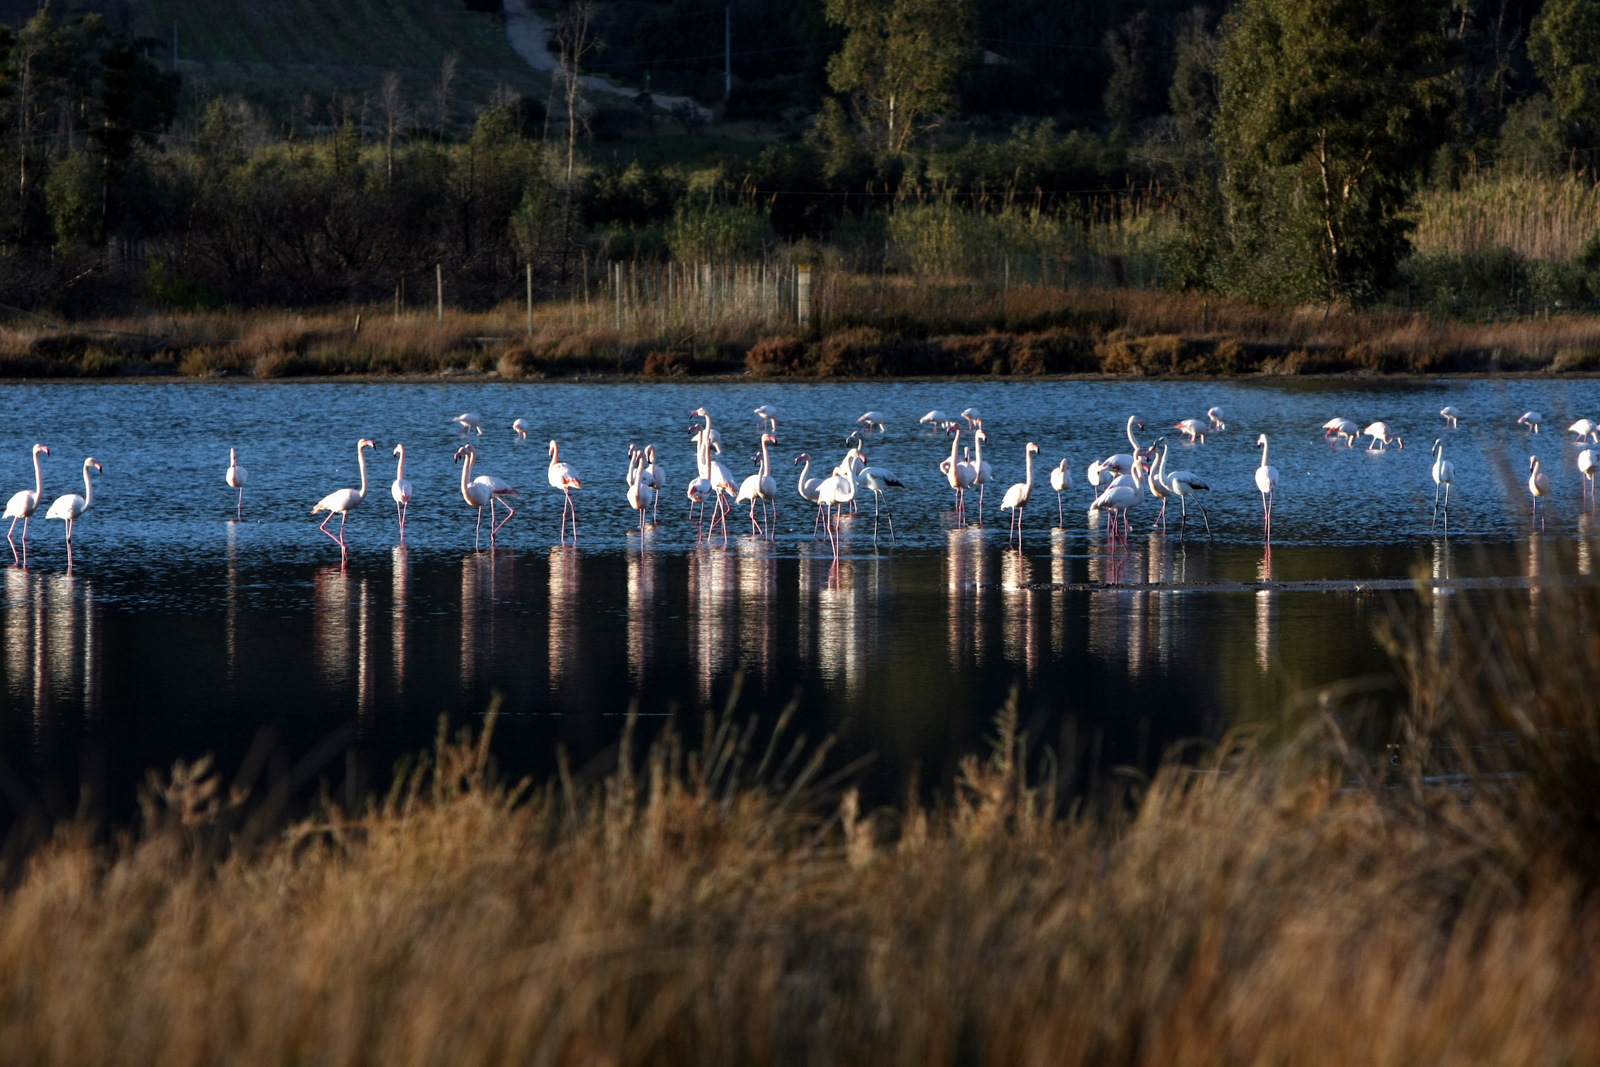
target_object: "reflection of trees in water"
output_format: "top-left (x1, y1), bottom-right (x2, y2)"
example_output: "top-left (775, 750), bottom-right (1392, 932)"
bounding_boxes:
top-left (736, 540), bottom-right (776, 686)
top-left (626, 550), bottom-right (658, 688)
top-left (3, 568), bottom-right (100, 748)
top-left (688, 547), bottom-right (735, 707)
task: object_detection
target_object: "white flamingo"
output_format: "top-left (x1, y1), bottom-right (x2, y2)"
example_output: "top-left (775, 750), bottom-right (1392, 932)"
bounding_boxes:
top-left (920, 410), bottom-right (957, 432)
top-left (971, 427), bottom-right (994, 522)
top-left (1102, 416), bottom-right (1145, 477)
top-left (1323, 418), bottom-right (1361, 447)
top-left (1440, 405), bottom-right (1460, 428)
top-left (1364, 421), bottom-right (1403, 451)
top-left (512, 418), bottom-right (531, 440)
top-left (641, 444), bottom-right (666, 524)
top-left (1518, 411), bottom-right (1543, 434)
top-left (795, 453), bottom-right (826, 537)
top-left (4, 443), bottom-right (49, 556)
top-left (46, 456), bottom-right (101, 546)
top-left (547, 439), bottom-right (583, 544)
top-left (1091, 455), bottom-right (1143, 546)
top-left (1049, 458), bottom-right (1071, 526)
top-left (454, 443), bottom-right (519, 548)
top-left (1173, 418), bottom-right (1209, 444)
top-left (1430, 438), bottom-right (1454, 530)
top-left (1207, 406), bottom-right (1227, 430)
top-left (1569, 418), bottom-right (1599, 443)
top-left (753, 404), bottom-right (778, 433)
top-left (224, 448), bottom-right (248, 518)
top-left (960, 407), bottom-right (983, 430)
top-left (1579, 447), bottom-right (1598, 506)
top-left (687, 427), bottom-right (720, 534)
top-left (625, 449), bottom-right (655, 533)
top-left (855, 464), bottom-right (903, 544)
top-left (999, 442), bottom-right (1040, 548)
top-left (452, 412), bottom-right (483, 435)
top-left (735, 433), bottom-right (779, 537)
top-left (816, 469), bottom-right (857, 558)
top-left (391, 443), bottom-right (413, 539)
top-left (1529, 455), bottom-right (1552, 530)
top-left (945, 427), bottom-right (974, 524)
top-left (1156, 441), bottom-right (1212, 539)
top-left (311, 439), bottom-right (374, 551)
top-left (856, 411), bottom-right (887, 433)
top-left (1255, 434), bottom-right (1279, 540)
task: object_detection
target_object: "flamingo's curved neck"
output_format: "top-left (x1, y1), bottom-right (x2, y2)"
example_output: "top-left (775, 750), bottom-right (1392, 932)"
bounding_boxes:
top-left (759, 437), bottom-right (771, 478)
top-left (395, 444), bottom-right (407, 481)
top-left (797, 456), bottom-right (812, 491)
top-left (1126, 416), bottom-right (1141, 452)
top-left (948, 428), bottom-right (961, 470)
top-left (32, 449), bottom-right (43, 499)
top-left (356, 444), bottom-right (370, 500)
top-left (80, 462), bottom-right (93, 509)
top-left (1157, 441), bottom-right (1170, 482)
top-left (1259, 439), bottom-right (1270, 468)
top-left (1024, 447), bottom-right (1035, 490)
top-left (974, 432), bottom-right (984, 468)
top-left (459, 450), bottom-right (474, 499)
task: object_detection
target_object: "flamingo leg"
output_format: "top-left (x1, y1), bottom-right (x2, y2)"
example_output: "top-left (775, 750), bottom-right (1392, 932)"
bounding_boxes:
top-left (1056, 492), bottom-right (1063, 528)
top-left (319, 512), bottom-right (345, 548)
top-left (237, 487), bottom-right (244, 518)
top-left (475, 505), bottom-right (484, 549)
top-left (492, 499), bottom-right (516, 537)
top-left (885, 496), bottom-right (896, 544)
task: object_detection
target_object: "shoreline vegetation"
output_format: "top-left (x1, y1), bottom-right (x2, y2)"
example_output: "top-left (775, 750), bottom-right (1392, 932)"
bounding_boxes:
top-left (2, 583), bottom-right (1600, 1062)
top-left (12, 282), bottom-right (1600, 382)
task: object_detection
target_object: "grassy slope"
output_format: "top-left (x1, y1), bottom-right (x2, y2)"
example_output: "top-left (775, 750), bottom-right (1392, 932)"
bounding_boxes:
top-left (125, 0), bottom-right (546, 113)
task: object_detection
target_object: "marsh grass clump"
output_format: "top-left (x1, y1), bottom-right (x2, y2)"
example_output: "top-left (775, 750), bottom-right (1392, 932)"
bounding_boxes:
top-left (2, 646), bottom-right (1600, 1064)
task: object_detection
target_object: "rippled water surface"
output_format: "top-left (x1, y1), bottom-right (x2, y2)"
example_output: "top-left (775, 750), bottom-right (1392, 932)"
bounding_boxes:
top-left (3, 376), bottom-right (1599, 817)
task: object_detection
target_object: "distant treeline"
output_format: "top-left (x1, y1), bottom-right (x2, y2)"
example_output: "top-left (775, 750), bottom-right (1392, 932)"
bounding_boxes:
top-left (7, 0), bottom-right (1600, 317)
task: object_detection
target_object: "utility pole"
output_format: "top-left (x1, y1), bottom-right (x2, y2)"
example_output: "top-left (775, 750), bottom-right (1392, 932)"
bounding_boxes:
top-left (724, 6), bottom-right (731, 100)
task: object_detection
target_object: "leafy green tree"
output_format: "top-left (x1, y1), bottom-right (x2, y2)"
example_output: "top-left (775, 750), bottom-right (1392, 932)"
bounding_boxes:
top-left (1213, 0), bottom-right (1457, 302)
top-left (824, 0), bottom-right (974, 155)
top-left (1529, 0), bottom-right (1600, 151)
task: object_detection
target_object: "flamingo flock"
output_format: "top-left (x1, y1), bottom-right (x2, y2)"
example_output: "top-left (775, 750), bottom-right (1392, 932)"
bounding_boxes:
top-left (4, 398), bottom-right (1596, 569)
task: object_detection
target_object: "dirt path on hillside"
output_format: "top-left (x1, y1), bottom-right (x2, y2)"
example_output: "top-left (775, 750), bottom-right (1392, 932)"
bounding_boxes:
top-left (502, 0), bottom-right (712, 121)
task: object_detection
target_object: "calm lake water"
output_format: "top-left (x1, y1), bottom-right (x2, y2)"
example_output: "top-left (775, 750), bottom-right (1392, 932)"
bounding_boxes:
top-left (2, 376), bottom-right (1598, 818)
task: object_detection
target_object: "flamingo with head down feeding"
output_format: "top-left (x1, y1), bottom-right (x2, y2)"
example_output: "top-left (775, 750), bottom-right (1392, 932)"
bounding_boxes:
top-left (1440, 406), bottom-right (1460, 429)
top-left (452, 413), bottom-right (483, 435)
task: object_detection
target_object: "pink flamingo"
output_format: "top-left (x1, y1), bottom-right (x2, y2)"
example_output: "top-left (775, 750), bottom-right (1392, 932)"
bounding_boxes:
top-left (4, 443), bottom-right (49, 559)
top-left (454, 443), bottom-right (519, 548)
top-left (548, 439), bottom-right (583, 543)
top-left (311, 439), bottom-right (374, 552)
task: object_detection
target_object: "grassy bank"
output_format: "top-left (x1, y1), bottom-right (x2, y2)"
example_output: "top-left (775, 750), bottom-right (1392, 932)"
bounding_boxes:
top-left (10, 279), bottom-right (1600, 381)
top-left (3, 581), bottom-right (1600, 1064)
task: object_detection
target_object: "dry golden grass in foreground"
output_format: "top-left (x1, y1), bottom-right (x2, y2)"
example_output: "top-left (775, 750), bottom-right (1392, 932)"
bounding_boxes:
top-left (4, 601), bottom-right (1600, 1067)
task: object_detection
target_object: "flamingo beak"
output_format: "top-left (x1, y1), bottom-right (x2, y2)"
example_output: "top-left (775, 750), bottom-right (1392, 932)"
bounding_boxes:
top-left (40, 446), bottom-right (49, 455)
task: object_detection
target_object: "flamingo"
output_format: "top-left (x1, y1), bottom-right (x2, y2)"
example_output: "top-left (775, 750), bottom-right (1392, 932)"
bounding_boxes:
top-left (1174, 418), bottom-right (1208, 444)
top-left (920, 410), bottom-right (957, 432)
top-left (999, 442), bottom-right (1040, 548)
top-left (855, 464), bottom-right (903, 544)
top-left (1207, 407), bottom-right (1227, 431)
top-left (1255, 434), bottom-right (1279, 540)
top-left (547, 439), bottom-right (582, 543)
top-left (1323, 418), bottom-right (1361, 447)
top-left (735, 433), bottom-right (779, 537)
top-left (452, 413), bottom-right (483, 435)
top-left (311, 439), bottom-right (375, 551)
top-left (945, 427), bottom-right (974, 524)
top-left (1101, 416), bottom-right (1145, 478)
top-left (1364, 421), bottom-right (1403, 451)
top-left (224, 448), bottom-right (248, 518)
top-left (960, 407), bottom-right (983, 430)
top-left (46, 456), bottom-right (102, 546)
top-left (4, 443), bottom-right (49, 557)
top-left (390, 444), bottom-right (413, 539)
top-left (795, 453), bottom-right (826, 537)
top-left (1518, 411), bottom-right (1543, 434)
top-left (454, 443), bottom-right (519, 548)
top-left (1529, 455), bottom-right (1552, 530)
top-left (1049, 458), bottom-right (1071, 526)
top-left (1146, 441), bottom-right (1176, 528)
top-left (625, 449), bottom-right (655, 533)
top-left (1569, 418), bottom-right (1599, 443)
top-left (816, 469), bottom-right (857, 558)
top-left (687, 427), bottom-right (719, 534)
top-left (641, 445), bottom-right (666, 524)
top-left (1156, 441), bottom-right (1212, 540)
top-left (1085, 458), bottom-right (1108, 492)
top-left (856, 411), bottom-right (887, 433)
top-left (1430, 438), bottom-right (1454, 530)
top-left (1579, 447), bottom-right (1599, 505)
top-left (690, 407), bottom-right (723, 451)
top-left (753, 404), bottom-right (778, 433)
top-left (1440, 405), bottom-right (1461, 429)
top-left (512, 418), bottom-right (531, 440)
top-left (1091, 455), bottom-right (1143, 546)
top-left (971, 428), bottom-right (994, 522)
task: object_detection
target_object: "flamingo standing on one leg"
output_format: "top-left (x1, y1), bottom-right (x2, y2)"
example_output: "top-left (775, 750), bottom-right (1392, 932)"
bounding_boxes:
top-left (454, 443), bottom-right (519, 548)
top-left (1255, 434), bottom-right (1278, 541)
top-left (548, 439), bottom-right (582, 544)
top-left (311, 439), bottom-right (375, 553)
top-left (1430, 438), bottom-right (1454, 531)
top-left (225, 448), bottom-right (248, 518)
top-left (390, 443), bottom-right (413, 539)
top-left (1049, 458), bottom-right (1071, 526)
top-left (1000, 442), bottom-right (1040, 549)
top-left (1529, 455), bottom-right (1552, 531)
top-left (4, 443), bottom-right (49, 560)
top-left (46, 456), bottom-right (102, 551)
top-left (641, 445), bottom-right (666, 524)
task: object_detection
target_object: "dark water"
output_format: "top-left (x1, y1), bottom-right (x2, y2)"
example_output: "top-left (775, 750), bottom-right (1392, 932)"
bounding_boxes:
top-left (2, 377), bottom-right (1598, 819)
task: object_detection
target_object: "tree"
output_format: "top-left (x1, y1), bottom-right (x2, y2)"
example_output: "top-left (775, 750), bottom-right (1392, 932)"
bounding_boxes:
top-left (824, 0), bottom-right (973, 155)
top-left (1529, 0), bottom-right (1600, 152)
top-left (1102, 13), bottom-right (1149, 131)
top-left (1213, 0), bottom-right (1457, 302)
